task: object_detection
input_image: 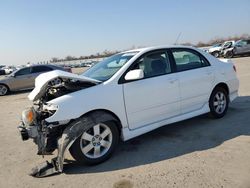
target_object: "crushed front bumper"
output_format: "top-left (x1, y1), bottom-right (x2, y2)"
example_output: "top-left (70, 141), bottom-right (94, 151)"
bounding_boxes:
top-left (17, 122), bottom-right (62, 178)
top-left (18, 125), bottom-right (29, 141)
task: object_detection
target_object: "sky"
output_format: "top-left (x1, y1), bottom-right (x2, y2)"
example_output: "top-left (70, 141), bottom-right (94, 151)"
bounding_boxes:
top-left (0, 0), bottom-right (250, 65)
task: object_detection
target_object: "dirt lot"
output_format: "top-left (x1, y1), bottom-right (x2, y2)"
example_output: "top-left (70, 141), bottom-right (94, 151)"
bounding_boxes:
top-left (0, 57), bottom-right (250, 188)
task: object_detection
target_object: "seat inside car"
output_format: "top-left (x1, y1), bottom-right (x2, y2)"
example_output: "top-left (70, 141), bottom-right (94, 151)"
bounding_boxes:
top-left (148, 59), bottom-right (167, 77)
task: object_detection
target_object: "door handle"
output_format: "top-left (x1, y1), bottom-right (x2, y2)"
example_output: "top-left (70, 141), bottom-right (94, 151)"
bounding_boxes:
top-left (168, 78), bottom-right (178, 83)
top-left (206, 71), bottom-right (212, 75)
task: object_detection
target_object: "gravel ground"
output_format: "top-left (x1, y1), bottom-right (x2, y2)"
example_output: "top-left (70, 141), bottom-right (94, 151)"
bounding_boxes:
top-left (0, 57), bottom-right (250, 188)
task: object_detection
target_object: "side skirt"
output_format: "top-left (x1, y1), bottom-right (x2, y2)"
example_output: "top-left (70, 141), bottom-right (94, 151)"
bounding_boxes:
top-left (121, 103), bottom-right (210, 141)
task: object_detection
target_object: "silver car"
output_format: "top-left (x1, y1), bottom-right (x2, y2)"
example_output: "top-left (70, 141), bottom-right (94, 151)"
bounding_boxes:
top-left (0, 64), bottom-right (71, 96)
top-left (224, 39), bottom-right (250, 58)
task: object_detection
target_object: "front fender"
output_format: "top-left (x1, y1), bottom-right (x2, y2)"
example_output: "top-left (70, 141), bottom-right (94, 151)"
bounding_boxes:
top-left (30, 111), bottom-right (118, 177)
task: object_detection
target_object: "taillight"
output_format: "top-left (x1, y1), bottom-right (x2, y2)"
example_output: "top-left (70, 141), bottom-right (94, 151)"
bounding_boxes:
top-left (233, 65), bottom-right (236, 72)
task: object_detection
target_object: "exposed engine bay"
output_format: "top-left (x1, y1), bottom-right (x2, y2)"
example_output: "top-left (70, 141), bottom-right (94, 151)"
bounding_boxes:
top-left (42, 78), bottom-right (96, 102)
top-left (18, 71), bottom-right (101, 177)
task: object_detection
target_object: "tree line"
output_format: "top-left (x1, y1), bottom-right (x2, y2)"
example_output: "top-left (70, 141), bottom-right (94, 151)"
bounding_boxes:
top-left (50, 33), bottom-right (250, 63)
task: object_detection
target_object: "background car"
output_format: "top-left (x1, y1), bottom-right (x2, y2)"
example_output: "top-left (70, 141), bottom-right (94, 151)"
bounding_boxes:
top-left (208, 41), bottom-right (235, 57)
top-left (0, 69), bottom-right (5, 75)
top-left (0, 64), bottom-right (71, 96)
top-left (223, 39), bottom-right (250, 58)
top-left (2, 66), bottom-right (16, 74)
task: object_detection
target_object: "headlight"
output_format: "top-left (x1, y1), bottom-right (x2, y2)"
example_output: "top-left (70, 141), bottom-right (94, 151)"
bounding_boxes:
top-left (22, 107), bottom-right (36, 126)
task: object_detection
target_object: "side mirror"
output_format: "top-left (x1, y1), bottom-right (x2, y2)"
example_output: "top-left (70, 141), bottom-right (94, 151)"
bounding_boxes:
top-left (125, 69), bottom-right (144, 81)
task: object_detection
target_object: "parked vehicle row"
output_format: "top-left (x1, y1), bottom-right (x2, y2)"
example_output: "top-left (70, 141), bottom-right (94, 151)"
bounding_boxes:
top-left (223, 39), bottom-right (250, 58)
top-left (59, 61), bottom-right (99, 68)
top-left (18, 45), bottom-right (239, 177)
top-left (206, 39), bottom-right (250, 58)
top-left (0, 64), bottom-right (71, 96)
top-left (206, 41), bottom-right (235, 58)
top-left (0, 66), bottom-right (16, 75)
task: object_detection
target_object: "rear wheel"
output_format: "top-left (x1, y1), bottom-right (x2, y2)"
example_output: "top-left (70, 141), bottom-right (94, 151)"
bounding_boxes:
top-left (225, 51), bottom-right (234, 58)
top-left (0, 84), bottom-right (8, 96)
top-left (69, 121), bottom-right (119, 165)
top-left (209, 87), bottom-right (229, 118)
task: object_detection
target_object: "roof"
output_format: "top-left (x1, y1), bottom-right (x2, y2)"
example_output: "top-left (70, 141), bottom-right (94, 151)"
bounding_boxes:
top-left (124, 45), bottom-right (196, 54)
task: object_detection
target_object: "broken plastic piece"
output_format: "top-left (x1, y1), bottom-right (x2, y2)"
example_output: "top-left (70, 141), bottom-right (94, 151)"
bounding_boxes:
top-left (29, 158), bottom-right (61, 178)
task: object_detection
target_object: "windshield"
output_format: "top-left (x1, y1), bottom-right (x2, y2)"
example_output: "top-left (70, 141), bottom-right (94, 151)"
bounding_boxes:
top-left (82, 52), bottom-right (138, 81)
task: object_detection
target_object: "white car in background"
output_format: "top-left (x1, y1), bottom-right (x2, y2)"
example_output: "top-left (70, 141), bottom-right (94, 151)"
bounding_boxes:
top-left (2, 66), bottom-right (16, 74)
top-left (208, 41), bottom-right (235, 57)
top-left (19, 45), bottom-right (239, 177)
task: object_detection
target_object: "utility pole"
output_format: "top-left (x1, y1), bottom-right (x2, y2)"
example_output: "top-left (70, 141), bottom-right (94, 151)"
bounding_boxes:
top-left (174, 32), bottom-right (182, 45)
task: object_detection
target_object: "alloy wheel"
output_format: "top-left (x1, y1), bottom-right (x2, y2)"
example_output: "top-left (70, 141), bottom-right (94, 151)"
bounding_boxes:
top-left (0, 85), bottom-right (8, 96)
top-left (213, 91), bottom-right (227, 114)
top-left (80, 123), bottom-right (113, 159)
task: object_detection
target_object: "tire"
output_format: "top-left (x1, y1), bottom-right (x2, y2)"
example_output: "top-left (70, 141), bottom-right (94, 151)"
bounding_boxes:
top-left (225, 51), bottom-right (234, 58)
top-left (0, 84), bottom-right (9, 96)
top-left (209, 87), bottom-right (229, 118)
top-left (212, 51), bottom-right (219, 58)
top-left (69, 121), bottom-right (119, 165)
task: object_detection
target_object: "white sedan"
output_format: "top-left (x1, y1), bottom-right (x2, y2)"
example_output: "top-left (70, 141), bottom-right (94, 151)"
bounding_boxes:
top-left (20, 45), bottom-right (239, 177)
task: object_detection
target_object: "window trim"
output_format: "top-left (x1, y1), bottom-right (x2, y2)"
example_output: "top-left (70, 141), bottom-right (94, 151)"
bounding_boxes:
top-left (15, 67), bottom-right (31, 76)
top-left (169, 48), bottom-right (211, 73)
top-left (31, 65), bottom-right (53, 74)
top-left (118, 49), bottom-right (175, 84)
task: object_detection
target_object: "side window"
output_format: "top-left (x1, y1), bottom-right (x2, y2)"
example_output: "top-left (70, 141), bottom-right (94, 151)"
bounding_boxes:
top-left (223, 42), bottom-right (232, 48)
top-left (131, 51), bottom-right (171, 78)
top-left (237, 40), bottom-right (247, 47)
top-left (31, 66), bottom-right (53, 73)
top-left (15, 67), bottom-right (31, 76)
top-left (172, 49), bottom-right (209, 72)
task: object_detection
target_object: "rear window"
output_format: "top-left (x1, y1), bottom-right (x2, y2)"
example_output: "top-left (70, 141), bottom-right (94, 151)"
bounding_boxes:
top-left (172, 49), bottom-right (210, 72)
top-left (32, 66), bottom-right (53, 73)
top-left (15, 67), bottom-right (31, 76)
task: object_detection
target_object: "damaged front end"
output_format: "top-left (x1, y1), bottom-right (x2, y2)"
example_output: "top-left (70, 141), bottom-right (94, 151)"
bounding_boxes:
top-left (18, 70), bottom-right (101, 177)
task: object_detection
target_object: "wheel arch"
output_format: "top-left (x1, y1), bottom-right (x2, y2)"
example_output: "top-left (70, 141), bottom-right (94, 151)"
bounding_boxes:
top-left (213, 82), bottom-right (229, 95)
top-left (209, 82), bottom-right (230, 103)
top-left (0, 83), bottom-right (10, 91)
top-left (82, 109), bottom-right (123, 136)
top-left (55, 108), bottom-right (123, 173)
top-left (0, 83), bottom-right (10, 94)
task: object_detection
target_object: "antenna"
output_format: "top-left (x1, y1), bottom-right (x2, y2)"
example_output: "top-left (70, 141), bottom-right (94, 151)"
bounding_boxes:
top-left (174, 32), bottom-right (182, 45)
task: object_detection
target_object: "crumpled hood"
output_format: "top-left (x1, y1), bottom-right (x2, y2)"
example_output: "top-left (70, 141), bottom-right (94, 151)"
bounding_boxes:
top-left (208, 46), bottom-right (222, 52)
top-left (28, 70), bottom-right (101, 101)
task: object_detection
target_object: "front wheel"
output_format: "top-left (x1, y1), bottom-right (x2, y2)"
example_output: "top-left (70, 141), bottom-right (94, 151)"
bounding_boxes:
top-left (0, 84), bottom-right (9, 96)
top-left (212, 51), bottom-right (220, 58)
top-left (209, 87), bottom-right (229, 118)
top-left (69, 121), bottom-right (119, 165)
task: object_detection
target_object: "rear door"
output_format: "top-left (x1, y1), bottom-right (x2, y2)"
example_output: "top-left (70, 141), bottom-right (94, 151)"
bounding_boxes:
top-left (245, 40), bottom-right (250, 53)
top-left (170, 48), bottom-right (214, 114)
top-left (122, 50), bottom-right (180, 130)
top-left (235, 40), bottom-right (248, 54)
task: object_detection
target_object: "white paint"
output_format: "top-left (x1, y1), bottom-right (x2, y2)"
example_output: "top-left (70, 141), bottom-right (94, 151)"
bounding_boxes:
top-left (29, 45), bottom-right (239, 141)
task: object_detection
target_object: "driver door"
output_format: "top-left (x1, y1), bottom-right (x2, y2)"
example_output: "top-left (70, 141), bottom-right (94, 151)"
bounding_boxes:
top-left (122, 50), bottom-right (180, 130)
